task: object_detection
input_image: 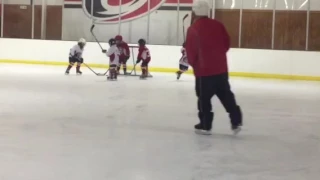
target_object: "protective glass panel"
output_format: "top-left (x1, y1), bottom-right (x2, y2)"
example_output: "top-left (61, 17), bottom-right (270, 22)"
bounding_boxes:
top-left (215, 0), bottom-right (242, 9)
top-left (3, 0), bottom-right (32, 39)
top-left (309, 0), bottom-right (320, 50)
top-left (276, 0), bottom-right (308, 10)
top-left (62, 0), bottom-right (120, 42)
top-left (310, 0), bottom-right (320, 10)
top-left (243, 0), bottom-right (274, 10)
top-left (241, 0), bottom-right (274, 49)
top-left (119, 0), bottom-right (149, 45)
top-left (33, 0), bottom-right (43, 39)
top-left (44, 0), bottom-right (63, 40)
top-left (274, 0), bottom-right (308, 50)
top-left (0, 0), bottom-right (2, 37)
top-left (149, 0), bottom-right (179, 45)
top-left (215, 0), bottom-right (241, 47)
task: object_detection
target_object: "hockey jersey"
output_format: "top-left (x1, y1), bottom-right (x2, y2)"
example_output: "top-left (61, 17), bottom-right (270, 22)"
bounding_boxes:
top-left (179, 47), bottom-right (188, 67)
top-left (117, 41), bottom-right (130, 59)
top-left (69, 45), bottom-right (83, 59)
top-left (137, 46), bottom-right (151, 62)
top-left (107, 45), bottom-right (120, 65)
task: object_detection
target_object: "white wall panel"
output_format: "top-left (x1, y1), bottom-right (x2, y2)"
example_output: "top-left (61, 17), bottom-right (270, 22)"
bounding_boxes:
top-left (243, 0), bottom-right (275, 10)
top-left (215, 0), bottom-right (242, 9)
top-left (1, 38), bottom-right (320, 78)
top-left (276, 0), bottom-right (309, 10)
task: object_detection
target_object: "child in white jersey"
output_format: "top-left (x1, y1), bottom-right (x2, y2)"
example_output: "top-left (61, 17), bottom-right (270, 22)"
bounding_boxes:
top-left (105, 38), bottom-right (120, 80)
top-left (65, 38), bottom-right (86, 75)
top-left (176, 42), bottom-right (189, 80)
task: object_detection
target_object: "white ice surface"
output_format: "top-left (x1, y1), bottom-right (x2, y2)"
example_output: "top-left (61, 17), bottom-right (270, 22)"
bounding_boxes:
top-left (0, 64), bottom-right (320, 180)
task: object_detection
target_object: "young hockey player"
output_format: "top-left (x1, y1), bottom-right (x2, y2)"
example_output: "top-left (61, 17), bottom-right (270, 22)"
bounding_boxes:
top-left (105, 38), bottom-right (120, 80)
top-left (115, 35), bottom-right (130, 74)
top-left (176, 42), bottom-right (189, 80)
top-left (136, 39), bottom-right (151, 79)
top-left (65, 38), bottom-right (86, 75)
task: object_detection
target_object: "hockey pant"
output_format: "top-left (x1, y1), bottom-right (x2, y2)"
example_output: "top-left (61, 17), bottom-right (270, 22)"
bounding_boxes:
top-left (117, 57), bottom-right (129, 73)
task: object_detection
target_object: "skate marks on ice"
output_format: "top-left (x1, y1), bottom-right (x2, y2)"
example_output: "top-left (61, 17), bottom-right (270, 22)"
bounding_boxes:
top-left (1, 65), bottom-right (320, 180)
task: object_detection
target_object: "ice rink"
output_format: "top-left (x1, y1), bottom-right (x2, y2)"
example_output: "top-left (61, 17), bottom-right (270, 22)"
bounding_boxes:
top-left (0, 64), bottom-right (320, 180)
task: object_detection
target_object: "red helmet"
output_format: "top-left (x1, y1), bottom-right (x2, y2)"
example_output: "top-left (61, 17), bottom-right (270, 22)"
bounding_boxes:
top-left (115, 35), bottom-right (123, 41)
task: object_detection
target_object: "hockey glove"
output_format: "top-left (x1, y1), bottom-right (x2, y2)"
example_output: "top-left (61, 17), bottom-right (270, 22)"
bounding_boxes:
top-left (136, 59), bottom-right (141, 64)
top-left (80, 58), bottom-right (84, 63)
top-left (102, 50), bottom-right (107, 53)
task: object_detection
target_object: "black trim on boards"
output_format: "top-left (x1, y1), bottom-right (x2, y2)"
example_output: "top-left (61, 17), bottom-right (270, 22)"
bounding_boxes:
top-left (63, 4), bottom-right (192, 11)
top-left (64, 4), bottom-right (82, 8)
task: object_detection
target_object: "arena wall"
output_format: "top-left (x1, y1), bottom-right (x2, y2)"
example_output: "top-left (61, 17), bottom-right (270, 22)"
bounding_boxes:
top-left (2, 0), bottom-right (320, 50)
top-left (1, 38), bottom-right (320, 81)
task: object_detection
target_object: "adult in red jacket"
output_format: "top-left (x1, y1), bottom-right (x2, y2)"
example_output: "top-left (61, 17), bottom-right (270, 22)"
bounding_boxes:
top-left (185, 0), bottom-right (242, 135)
top-left (115, 35), bottom-right (130, 74)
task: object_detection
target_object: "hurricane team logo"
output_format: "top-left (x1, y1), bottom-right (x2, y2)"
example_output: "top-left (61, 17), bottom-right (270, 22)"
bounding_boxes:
top-left (83, 0), bottom-right (166, 23)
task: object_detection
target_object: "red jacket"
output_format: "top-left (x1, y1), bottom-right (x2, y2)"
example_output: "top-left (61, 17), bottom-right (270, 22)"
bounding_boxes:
top-left (117, 41), bottom-right (130, 59)
top-left (185, 17), bottom-right (230, 77)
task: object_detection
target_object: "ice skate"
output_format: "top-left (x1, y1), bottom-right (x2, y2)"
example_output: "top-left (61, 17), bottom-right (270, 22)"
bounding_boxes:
top-left (195, 129), bottom-right (212, 135)
top-left (194, 122), bottom-right (211, 135)
top-left (176, 71), bottom-right (182, 80)
top-left (107, 76), bottom-right (116, 81)
top-left (76, 70), bottom-right (82, 75)
top-left (140, 75), bottom-right (147, 80)
top-left (194, 123), bottom-right (202, 134)
top-left (232, 125), bottom-right (241, 135)
top-left (65, 71), bottom-right (70, 75)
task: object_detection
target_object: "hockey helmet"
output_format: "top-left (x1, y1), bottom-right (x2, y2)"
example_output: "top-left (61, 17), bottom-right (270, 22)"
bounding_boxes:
top-left (78, 38), bottom-right (86, 45)
top-left (78, 38), bottom-right (86, 49)
top-left (115, 35), bottom-right (123, 41)
top-left (109, 38), bottom-right (116, 46)
top-left (138, 39), bottom-right (146, 46)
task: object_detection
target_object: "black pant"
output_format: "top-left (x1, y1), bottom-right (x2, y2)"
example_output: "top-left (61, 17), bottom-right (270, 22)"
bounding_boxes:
top-left (195, 73), bottom-right (242, 130)
top-left (69, 57), bottom-right (83, 63)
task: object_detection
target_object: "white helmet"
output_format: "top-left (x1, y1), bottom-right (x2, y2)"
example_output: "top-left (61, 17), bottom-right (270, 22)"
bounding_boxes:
top-left (78, 38), bottom-right (86, 45)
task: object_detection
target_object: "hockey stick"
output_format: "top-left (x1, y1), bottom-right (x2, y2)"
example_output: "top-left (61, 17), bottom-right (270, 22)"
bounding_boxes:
top-left (90, 24), bottom-right (105, 51)
top-left (128, 64), bottom-right (138, 75)
top-left (182, 14), bottom-right (189, 42)
top-left (83, 63), bottom-right (107, 76)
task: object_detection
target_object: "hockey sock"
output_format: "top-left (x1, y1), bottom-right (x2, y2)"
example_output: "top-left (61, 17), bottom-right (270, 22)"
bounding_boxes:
top-left (123, 65), bottom-right (127, 74)
top-left (142, 68), bottom-right (146, 76)
top-left (76, 65), bottom-right (80, 72)
top-left (66, 65), bottom-right (72, 72)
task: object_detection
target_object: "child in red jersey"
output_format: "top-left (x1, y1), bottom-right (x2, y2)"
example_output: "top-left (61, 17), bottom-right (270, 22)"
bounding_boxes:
top-left (135, 39), bottom-right (151, 79)
top-left (115, 35), bottom-right (130, 74)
